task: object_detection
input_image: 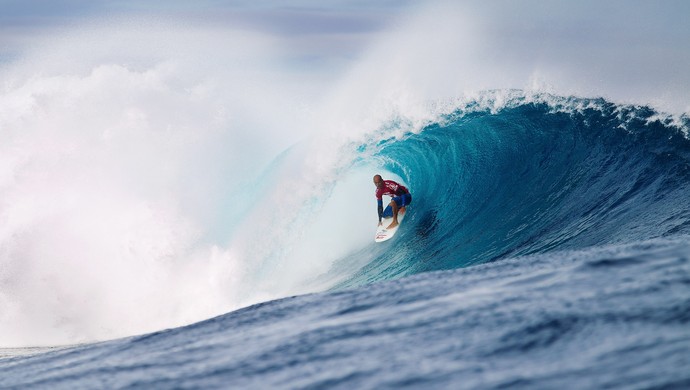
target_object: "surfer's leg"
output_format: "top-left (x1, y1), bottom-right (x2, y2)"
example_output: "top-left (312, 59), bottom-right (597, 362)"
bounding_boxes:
top-left (399, 193), bottom-right (410, 214)
top-left (388, 199), bottom-right (399, 229)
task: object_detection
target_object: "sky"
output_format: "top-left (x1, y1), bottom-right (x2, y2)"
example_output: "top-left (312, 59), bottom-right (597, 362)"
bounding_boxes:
top-left (0, 1), bottom-right (411, 64)
top-left (1, 0), bottom-right (689, 111)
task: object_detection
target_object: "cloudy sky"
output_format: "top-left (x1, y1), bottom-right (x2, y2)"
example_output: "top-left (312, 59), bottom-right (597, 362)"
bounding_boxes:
top-left (0, 1), bottom-right (411, 63)
top-left (1, 0), bottom-right (689, 112)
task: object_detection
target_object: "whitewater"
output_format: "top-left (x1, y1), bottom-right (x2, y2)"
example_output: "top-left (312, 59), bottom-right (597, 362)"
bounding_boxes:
top-left (2, 2), bottom-right (690, 388)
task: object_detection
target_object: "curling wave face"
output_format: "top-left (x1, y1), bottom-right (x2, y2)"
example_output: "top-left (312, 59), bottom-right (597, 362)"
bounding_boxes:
top-left (339, 93), bottom-right (690, 287)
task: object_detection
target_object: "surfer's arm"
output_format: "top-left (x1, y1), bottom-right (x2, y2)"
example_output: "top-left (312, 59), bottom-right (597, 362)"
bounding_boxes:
top-left (377, 198), bottom-right (383, 224)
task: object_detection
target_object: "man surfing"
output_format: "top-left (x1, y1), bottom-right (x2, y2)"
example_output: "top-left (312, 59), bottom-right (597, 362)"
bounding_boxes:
top-left (373, 174), bottom-right (412, 230)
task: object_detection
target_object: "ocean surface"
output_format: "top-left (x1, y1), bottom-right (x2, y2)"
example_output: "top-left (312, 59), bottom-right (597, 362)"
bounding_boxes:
top-left (2, 92), bottom-right (690, 388)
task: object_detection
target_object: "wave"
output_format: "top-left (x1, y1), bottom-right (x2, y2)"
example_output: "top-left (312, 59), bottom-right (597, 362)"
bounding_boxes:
top-left (2, 73), bottom-right (689, 348)
top-left (337, 92), bottom-right (690, 287)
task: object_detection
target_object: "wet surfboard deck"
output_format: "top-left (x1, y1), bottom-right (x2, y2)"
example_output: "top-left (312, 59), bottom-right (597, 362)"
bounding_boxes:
top-left (375, 207), bottom-right (406, 242)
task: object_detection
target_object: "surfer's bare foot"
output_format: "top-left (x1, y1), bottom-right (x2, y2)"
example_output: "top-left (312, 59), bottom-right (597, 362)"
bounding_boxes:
top-left (387, 220), bottom-right (399, 229)
top-left (399, 207), bottom-right (406, 214)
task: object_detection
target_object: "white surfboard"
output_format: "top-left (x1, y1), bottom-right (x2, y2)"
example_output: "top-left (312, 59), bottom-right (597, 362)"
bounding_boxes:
top-left (375, 208), bottom-right (406, 242)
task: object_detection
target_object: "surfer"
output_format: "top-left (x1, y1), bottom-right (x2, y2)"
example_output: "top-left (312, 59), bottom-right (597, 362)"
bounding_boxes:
top-left (374, 174), bottom-right (412, 230)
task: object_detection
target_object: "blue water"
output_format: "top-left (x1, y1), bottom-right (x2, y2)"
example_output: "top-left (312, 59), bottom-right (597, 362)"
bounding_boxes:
top-left (2, 94), bottom-right (690, 388)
